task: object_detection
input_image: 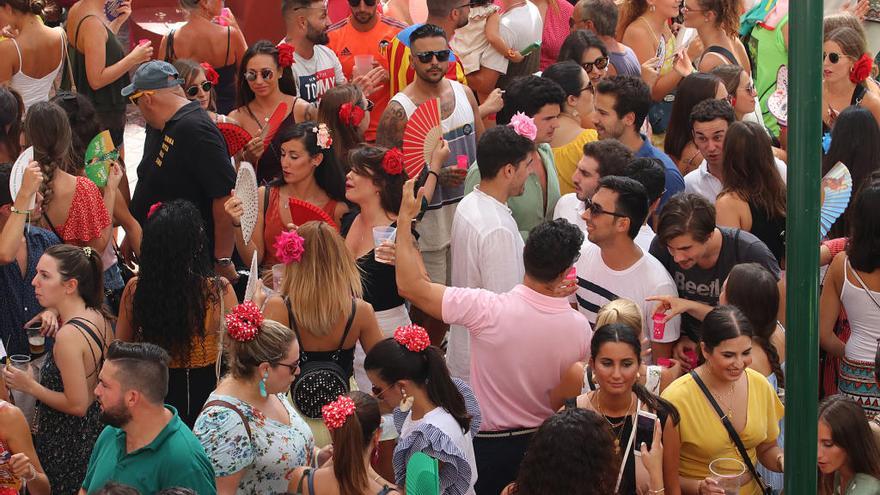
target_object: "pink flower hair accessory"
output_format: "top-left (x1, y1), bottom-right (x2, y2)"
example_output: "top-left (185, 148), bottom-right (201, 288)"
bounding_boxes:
top-left (225, 301), bottom-right (264, 342)
top-left (339, 102), bottom-right (365, 127)
top-left (277, 43), bottom-right (296, 67)
top-left (200, 62), bottom-right (220, 86)
top-left (509, 112), bottom-right (537, 141)
top-left (147, 202), bottom-right (163, 219)
top-left (394, 324), bottom-right (431, 352)
top-left (322, 395), bottom-right (356, 430)
top-left (274, 230), bottom-right (305, 264)
top-left (313, 123), bottom-right (333, 149)
top-left (382, 148), bottom-right (405, 176)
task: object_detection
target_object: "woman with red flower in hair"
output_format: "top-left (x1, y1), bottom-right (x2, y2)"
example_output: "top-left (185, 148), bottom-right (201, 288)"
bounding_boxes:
top-left (822, 26), bottom-right (880, 132)
top-left (317, 84), bottom-right (373, 172)
top-left (172, 58), bottom-right (240, 126)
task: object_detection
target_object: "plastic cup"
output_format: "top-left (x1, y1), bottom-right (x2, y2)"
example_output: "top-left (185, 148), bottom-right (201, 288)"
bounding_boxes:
top-left (7, 354), bottom-right (30, 370)
top-left (138, 39), bottom-right (150, 47)
top-left (25, 323), bottom-right (45, 355)
top-left (373, 226), bottom-right (397, 264)
top-left (272, 263), bottom-right (286, 292)
top-left (354, 55), bottom-right (374, 77)
top-left (456, 155), bottom-right (469, 170)
top-left (709, 457), bottom-right (746, 495)
top-left (652, 311), bottom-right (666, 340)
top-left (565, 267), bottom-right (577, 281)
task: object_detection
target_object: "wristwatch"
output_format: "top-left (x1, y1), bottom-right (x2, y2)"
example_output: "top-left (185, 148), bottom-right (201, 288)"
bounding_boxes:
top-left (214, 257), bottom-right (233, 266)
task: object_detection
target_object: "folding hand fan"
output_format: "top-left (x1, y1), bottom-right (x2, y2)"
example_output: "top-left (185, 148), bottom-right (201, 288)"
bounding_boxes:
top-left (767, 66), bottom-right (788, 127)
top-left (820, 161), bottom-right (853, 238)
top-left (244, 252), bottom-right (259, 302)
top-left (84, 130), bottom-right (118, 187)
top-left (10, 147), bottom-right (35, 210)
top-left (218, 122), bottom-right (252, 157)
top-left (405, 452), bottom-right (440, 495)
top-left (235, 163), bottom-right (259, 244)
top-left (262, 102), bottom-right (289, 146)
top-left (402, 98), bottom-right (442, 180)
top-left (288, 197), bottom-right (339, 230)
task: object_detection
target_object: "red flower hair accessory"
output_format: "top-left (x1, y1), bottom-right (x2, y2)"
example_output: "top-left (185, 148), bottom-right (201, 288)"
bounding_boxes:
top-left (394, 324), bottom-right (431, 352)
top-left (850, 53), bottom-right (873, 84)
top-left (225, 301), bottom-right (264, 342)
top-left (382, 148), bottom-right (405, 176)
top-left (339, 102), bottom-right (365, 127)
top-left (278, 43), bottom-right (295, 67)
top-left (147, 202), bottom-right (163, 219)
top-left (274, 230), bottom-right (306, 264)
top-left (200, 62), bottom-right (220, 86)
top-left (322, 395), bottom-right (356, 430)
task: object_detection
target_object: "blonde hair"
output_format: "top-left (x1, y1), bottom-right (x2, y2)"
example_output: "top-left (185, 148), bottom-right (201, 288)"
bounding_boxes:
top-left (279, 221), bottom-right (363, 337)
top-left (226, 319), bottom-right (295, 379)
top-left (596, 298), bottom-right (643, 333)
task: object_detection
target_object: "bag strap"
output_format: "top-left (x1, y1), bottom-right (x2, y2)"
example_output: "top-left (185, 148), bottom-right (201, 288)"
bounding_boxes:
top-left (215, 277), bottom-right (226, 381)
top-left (336, 298), bottom-right (356, 351)
top-left (202, 399), bottom-right (253, 442)
top-left (42, 212), bottom-right (61, 239)
top-left (733, 228), bottom-right (742, 263)
top-left (689, 371), bottom-right (770, 492)
top-left (263, 185), bottom-right (271, 217)
top-left (68, 317), bottom-right (106, 376)
top-left (285, 296), bottom-right (305, 350)
top-left (846, 257), bottom-right (880, 312)
top-left (292, 468), bottom-right (310, 495)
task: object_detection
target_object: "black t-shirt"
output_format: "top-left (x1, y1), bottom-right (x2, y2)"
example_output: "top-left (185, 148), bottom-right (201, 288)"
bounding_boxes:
top-left (130, 101), bottom-right (235, 246)
top-left (649, 227), bottom-right (781, 340)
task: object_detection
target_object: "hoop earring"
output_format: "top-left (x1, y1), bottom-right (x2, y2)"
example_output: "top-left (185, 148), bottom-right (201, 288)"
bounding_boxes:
top-left (259, 370), bottom-right (269, 398)
top-left (399, 388), bottom-right (414, 412)
top-left (649, 4), bottom-right (655, 12)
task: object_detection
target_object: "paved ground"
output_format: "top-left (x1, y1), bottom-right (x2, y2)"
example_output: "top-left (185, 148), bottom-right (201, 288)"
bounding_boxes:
top-left (123, 106), bottom-right (145, 193)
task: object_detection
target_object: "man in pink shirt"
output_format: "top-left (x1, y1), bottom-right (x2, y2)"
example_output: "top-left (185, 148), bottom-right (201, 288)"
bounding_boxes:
top-left (395, 179), bottom-right (591, 495)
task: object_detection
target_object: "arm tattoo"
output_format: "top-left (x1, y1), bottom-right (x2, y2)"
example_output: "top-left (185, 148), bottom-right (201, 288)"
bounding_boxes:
top-left (376, 101), bottom-right (407, 149)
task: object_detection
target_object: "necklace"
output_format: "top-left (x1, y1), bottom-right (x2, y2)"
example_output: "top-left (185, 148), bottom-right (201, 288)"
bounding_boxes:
top-left (704, 370), bottom-right (737, 420)
top-left (594, 390), bottom-right (634, 455)
top-left (559, 111), bottom-right (581, 122)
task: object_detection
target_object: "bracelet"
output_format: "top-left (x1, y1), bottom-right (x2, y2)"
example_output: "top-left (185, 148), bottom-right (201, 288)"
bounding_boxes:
top-left (23, 464), bottom-right (36, 481)
top-left (232, 222), bottom-right (241, 227)
top-left (648, 489), bottom-right (664, 494)
top-left (427, 170), bottom-right (440, 181)
top-left (214, 257), bottom-right (233, 266)
top-left (10, 207), bottom-right (30, 215)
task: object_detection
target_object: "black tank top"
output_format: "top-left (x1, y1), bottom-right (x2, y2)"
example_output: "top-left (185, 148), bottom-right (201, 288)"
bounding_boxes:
top-left (748, 202), bottom-right (785, 265)
top-left (71, 15), bottom-right (129, 114)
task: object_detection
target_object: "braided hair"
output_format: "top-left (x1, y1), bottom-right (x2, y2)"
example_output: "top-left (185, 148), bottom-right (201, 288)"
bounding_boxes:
top-left (24, 101), bottom-right (72, 212)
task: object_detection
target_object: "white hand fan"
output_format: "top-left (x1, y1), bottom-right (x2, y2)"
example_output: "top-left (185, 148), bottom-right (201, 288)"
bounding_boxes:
top-left (820, 161), bottom-right (853, 238)
top-left (244, 252), bottom-right (259, 302)
top-left (235, 162), bottom-right (259, 244)
top-left (10, 147), bottom-right (36, 210)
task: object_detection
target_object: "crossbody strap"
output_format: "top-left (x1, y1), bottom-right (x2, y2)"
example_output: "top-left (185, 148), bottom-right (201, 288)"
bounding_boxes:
top-left (202, 399), bottom-right (253, 442)
top-left (215, 277), bottom-right (226, 381)
top-left (689, 371), bottom-right (768, 490)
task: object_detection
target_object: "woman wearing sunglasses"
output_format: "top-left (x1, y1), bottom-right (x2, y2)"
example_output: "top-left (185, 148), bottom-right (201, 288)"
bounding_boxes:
top-left (173, 58), bottom-right (240, 127)
top-left (822, 26), bottom-right (880, 132)
top-left (557, 30), bottom-right (609, 101)
top-left (682, 0), bottom-right (750, 74)
top-left (229, 41), bottom-right (314, 185)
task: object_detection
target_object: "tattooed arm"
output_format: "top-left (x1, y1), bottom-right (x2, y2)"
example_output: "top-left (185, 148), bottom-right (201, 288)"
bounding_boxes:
top-left (376, 100), bottom-right (407, 149)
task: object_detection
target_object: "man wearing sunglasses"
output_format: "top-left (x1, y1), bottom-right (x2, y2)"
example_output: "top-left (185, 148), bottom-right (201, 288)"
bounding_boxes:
top-left (124, 61), bottom-right (237, 283)
top-left (281, 0), bottom-right (349, 104)
top-left (571, 175), bottom-right (680, 358)
top-left (327, 0), bottom-right (407, 142)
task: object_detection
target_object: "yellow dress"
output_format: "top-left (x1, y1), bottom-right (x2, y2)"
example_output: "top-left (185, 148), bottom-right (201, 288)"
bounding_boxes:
top-left (661, 368), bottom-right (784, 495)
top-left (551, 129), bottom-right (598, 196)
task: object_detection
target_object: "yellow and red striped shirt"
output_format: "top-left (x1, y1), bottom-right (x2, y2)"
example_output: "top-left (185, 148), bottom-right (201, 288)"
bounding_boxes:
top-left (387, 25), bottom-right (467, 95)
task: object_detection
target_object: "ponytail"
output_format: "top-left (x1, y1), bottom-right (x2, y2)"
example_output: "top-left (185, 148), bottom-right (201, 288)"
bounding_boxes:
top-left (329, 392), bottom-right (380, 495)
top-left (44, 244), bottom-right (105, 312)
top-left (424, 347), bottom-right (471, 433)
top-left (632, 383), bottom-right (680, 425)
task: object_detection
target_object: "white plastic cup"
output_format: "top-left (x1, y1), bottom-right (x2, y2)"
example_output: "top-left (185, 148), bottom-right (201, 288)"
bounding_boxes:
top-left (373, 226), bottom-right (397, 264)
top-left (709, 457), bottom-right (746, 495)
top-left (8, 354), bottom-right (30, 370)
top-left (272, 263), bottom-right (286, 292)
top-left (354, 55), bottom-right (374, 77)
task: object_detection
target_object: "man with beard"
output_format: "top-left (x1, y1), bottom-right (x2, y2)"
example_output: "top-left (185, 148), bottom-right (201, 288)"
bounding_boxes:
top-left (79, 342), bottom-right (216, 495)
top-left (327, 0), bottom-right (407, 142)
top-left (281, 0), bottom-right (349, 104)
top-left (593, 75), bottom-right (684, 211)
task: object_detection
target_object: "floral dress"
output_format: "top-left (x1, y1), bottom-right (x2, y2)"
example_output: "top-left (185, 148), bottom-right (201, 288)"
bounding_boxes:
top-left (194, 393), bottom-right (315, 493)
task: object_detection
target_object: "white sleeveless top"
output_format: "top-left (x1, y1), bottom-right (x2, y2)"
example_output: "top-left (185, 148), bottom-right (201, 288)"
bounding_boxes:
top-left (841, 256), bottom-right (880, 362)
top-left (10, 33), bottom-right (65, 112)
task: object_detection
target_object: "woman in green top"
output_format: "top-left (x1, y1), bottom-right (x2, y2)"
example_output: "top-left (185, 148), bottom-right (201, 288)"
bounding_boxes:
top-left (817, 396), bottom-right (880, 495)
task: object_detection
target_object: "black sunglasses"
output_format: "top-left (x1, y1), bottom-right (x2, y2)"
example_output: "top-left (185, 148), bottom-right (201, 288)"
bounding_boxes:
top-left (185, 80), bottom-right (213, 98)
top-left (275, 358), bottom-right (300, 373)
top-left (414, 49), bottom-right (451, 63)
top-left (245, 68), bottom-right (275, 82)
top-left (348, 0), bottom-right (377, 6)
top-left (582, 56), bottom-right (609, 73)
top-left (361, 98), bottom-right (374, 112)
top-left (371, 383), bottom-right (394, 398)
top-left (583, 197), bottom-right (628, 218)
top-left (823, 51), bottom-right (843, 64)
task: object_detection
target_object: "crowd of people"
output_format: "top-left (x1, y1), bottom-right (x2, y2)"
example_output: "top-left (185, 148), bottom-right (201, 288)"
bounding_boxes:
top-left (1, 0), bottom-right (880, 494)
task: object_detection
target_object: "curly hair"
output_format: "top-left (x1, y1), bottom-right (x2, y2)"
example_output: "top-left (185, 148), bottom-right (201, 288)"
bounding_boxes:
top-left (52, 91), bottom-right (101, 172)
top-left (523, 219), bottom-right (584, 283)
top-left (510, 408), bottom-right (618, 494)
top-left (24, 101), bottom-right (72, 213)
top-left (348, 145), bottom-right (406, 214)
top-left (131, 200), bottom-right (223, 363)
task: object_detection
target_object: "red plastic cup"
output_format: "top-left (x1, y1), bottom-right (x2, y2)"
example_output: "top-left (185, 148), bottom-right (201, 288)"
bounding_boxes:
top-left (138, 39), bottom-right (150, 47)
top-left (652, 312), bottom-right (666, 340)
top-left (657, 358), bottom-right (673, 368)
top-left (565, 267), bottom-right (577, 281)
top-left (456, 155), bottom-right (469, 170)
top-left (683, 349), bottom-right (698, 368)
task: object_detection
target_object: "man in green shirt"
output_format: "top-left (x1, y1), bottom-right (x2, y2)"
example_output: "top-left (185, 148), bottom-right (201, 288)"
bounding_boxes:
top-left (79, 342), bottom-right (216, 495)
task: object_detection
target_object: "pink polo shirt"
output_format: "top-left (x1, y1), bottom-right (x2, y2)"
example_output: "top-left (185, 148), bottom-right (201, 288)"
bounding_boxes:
top-left (441, 284), bottom-right (591, 431)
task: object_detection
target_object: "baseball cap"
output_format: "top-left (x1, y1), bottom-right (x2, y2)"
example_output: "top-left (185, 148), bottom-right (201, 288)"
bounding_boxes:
top-left (121, 61), bottom-right (184, 97)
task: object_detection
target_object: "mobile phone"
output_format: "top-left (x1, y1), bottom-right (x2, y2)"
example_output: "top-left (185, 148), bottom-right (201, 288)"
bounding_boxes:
top-left (104, 0), bottom-right (124, 21)
top-left (633, 410), bottom-right (658, 456)
top-left (519, 42), bottom-right (541, 57)
top-left (654, 42), bottom-right (665, 70)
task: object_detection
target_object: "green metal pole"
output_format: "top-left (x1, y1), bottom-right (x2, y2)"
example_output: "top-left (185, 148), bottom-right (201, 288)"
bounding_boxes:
top-left (785, 0), bottom-right (822, 492)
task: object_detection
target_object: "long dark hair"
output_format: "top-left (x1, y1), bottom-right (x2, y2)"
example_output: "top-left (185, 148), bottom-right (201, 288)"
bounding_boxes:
top-left (364, 338), bottom-right (471, 432)
top-left (720, 121), bottom-right (786, 218)
top-left (0, 87), bottom-right (23, 162)
top-left (236, 40), bottom-right (296, 107)
top-left (590, 323), bottom-right (681, 424)
top-left (24, 101), bottom-right (71, 213)
top-left (701, 305), bottom-right (755, 352)
top-left (724, 263), bottom-right (785, 388)
top-left (510, 408), bottom-right (618, 495)
top-left (132, 200), bottom-right (222, 363)
top-left (557, 29), bottom-right (608, 64)
top-left (664, 73), bottom-right (723, 161)
top-left (348, 145), bottom-right (406, 214)
top-left (271, 121), bottom-right (346, 202)
top-left (44, 244), bottom-right (105, 311)
top-left (52, 91), bottom-right (101, 172)
top-left (822, 106), bottom-right (880, 238)
top-left (847, 181), bottom-right (880, 273)
top-left (818, 395), bottom-right (880, 494)
top-left (328, 392), bottom-right (382, 495)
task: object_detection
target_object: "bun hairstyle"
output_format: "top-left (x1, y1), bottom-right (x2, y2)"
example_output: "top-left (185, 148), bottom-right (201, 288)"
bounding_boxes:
top-left (326, 392), bottom-right (382, 495)
top-left (24, 101), bottom-right (72, 212)
top-left (596, 298), bottom-right (643, 333)
top-left (0, 87), bottom-right (23, 161)
top-left (226, 318), bottom-right (296, 379)
top-left (348, 145), bottom-right (407, 214)
top-left (0, 0), bottom-right (51, 16)
top-left (44, 244), bottom-right (105, 311)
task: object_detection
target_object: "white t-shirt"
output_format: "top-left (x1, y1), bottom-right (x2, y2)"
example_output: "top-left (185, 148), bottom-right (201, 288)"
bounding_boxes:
top-left (447, 187), bottom-right (525, 381)
top-left (289, 45), bottom-right (347, 104)
top-left (684, 158), bottom-right (787, 204)
top-left (635, 224), bottom-right (656, 254)
top-left (553, 192), bottom-right (586, 232)
top-left (481, 0), bottom-right (543, 74)
top-left (570, 240), bottom-right (681, 343)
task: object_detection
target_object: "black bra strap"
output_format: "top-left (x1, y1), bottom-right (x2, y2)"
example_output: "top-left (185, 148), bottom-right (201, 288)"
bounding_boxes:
top-left (225, 26), bottom-right (232, 64)
top-left (337, 298), bottom-right (356, 351)
top-left (68, 317), bottom-right (105, 376)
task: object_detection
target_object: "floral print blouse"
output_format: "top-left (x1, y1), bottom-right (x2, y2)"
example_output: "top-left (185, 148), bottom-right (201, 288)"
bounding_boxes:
top-left (194, 393), bottom-right (315, 493)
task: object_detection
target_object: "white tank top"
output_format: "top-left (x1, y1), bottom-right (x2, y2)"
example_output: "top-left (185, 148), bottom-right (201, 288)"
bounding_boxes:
top-left (10, 33), bottom-right (65, 112)
top-left (841, 256), bottom-right (880, 362)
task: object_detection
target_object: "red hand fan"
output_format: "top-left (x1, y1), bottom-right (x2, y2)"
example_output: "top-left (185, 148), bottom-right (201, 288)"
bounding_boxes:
top-left (218, 122), bottom-right (252, 156)
top-left (263, 102), bottom-right (290, 146)
top-left (288, 197), bottom-right (339, 231)
top-left (402, 98), bottom-right (442, 179)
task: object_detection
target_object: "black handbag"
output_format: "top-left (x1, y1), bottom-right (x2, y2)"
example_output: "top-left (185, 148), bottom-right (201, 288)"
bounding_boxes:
top-left (690, 371), bottom-right (775, 495)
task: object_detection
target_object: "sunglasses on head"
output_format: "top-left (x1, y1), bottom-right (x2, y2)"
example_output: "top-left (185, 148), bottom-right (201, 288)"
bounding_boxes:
top-left (185, 80), bottom-right (213, 98)
top-left (414, 49), bottom-right (451, 63)
top-left (582, 56), bottom-right (609, 73)
top-left (245, 68), bottom-right (276, 82)
top-left (824, 52), bottom-right (844, 64)
top-left (348, 0), bottom-right (377, 6)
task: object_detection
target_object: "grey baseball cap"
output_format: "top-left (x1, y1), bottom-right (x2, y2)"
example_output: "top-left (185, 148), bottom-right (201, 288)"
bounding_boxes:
top-left (121, 61), bottom-right (184, 97)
